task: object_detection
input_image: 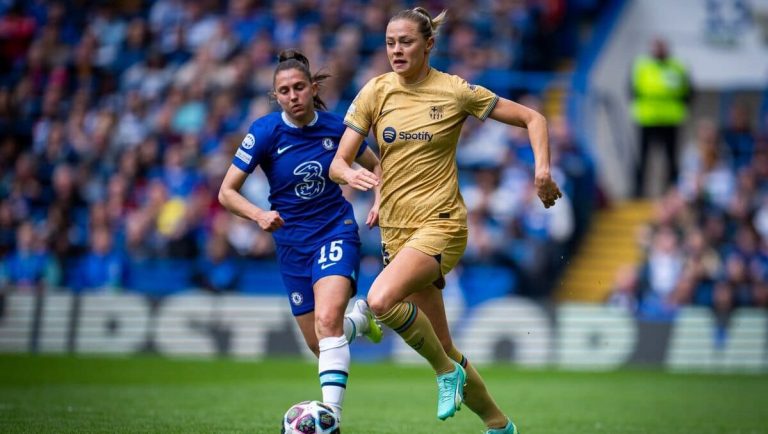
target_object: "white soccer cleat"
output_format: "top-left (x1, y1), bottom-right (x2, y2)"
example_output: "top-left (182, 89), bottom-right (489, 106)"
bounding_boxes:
top-left (354, 299), bottom-right (383, 343)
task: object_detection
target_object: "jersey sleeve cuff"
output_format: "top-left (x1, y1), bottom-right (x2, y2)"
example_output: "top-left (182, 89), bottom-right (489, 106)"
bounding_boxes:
top-left (479, 95), bottom-right (499, 121)
top-left (231, 158), bottom-right (253, 173)
top-left (344, 121), bottom-right (369, 137)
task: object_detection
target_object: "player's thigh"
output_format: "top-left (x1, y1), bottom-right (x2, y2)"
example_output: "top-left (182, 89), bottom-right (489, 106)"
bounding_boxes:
top-left (275, 244), bottom-right (316, 315)
top-left (311, 237), bottom-right (360, 335)
top-left (367, 246), bottom-right (441, 315)
top-left (313, 275), bottom-right (353, 338)
top-left (415, 223), bottom-right (467, 278)
top-left (294, 311), bottom-right (319, 356)
top-left (310, 237), bottom-right (360, 298)
top-left (407, 285), bottom-right (453, 350)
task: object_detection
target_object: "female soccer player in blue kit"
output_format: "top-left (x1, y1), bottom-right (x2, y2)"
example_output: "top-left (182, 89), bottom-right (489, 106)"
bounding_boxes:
top-left (218, 50), bottom-right (382, 424)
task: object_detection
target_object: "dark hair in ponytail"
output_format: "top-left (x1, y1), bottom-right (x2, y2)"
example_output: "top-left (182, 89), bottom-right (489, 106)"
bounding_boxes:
top-left (390, 7), bottom-right (447, 41)
top-left (273, 49), bottom-right (331, 111)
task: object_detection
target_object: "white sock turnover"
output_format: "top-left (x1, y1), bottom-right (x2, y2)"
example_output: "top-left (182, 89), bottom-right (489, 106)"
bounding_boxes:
top-left (318, 335), bottom-right (350, 418)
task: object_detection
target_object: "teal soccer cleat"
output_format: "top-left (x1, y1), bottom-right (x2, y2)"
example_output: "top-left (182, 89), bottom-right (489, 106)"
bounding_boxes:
top-left (436, 361), bottom-right (466, 421)
top-left (485, 420), bottom-right (520, 434)
top-left (353, 299), bottom-right (382, 343)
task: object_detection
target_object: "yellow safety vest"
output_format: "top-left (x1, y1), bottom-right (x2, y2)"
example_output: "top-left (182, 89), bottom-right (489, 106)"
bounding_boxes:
top-left (631, 56), bottom-right (689, 126)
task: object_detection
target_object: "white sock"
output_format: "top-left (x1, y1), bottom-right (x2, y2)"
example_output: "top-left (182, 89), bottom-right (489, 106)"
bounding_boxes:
top-left (343, 310), bottom-right (368, 343)
top-left (318, 335), bottom-right (350, 418)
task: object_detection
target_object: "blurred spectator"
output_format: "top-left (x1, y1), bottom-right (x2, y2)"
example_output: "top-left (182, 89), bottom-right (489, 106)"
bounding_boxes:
top-left (358, 3), bottom-right (386, 59)
top-left (721, 101), bottom-right (755, 170)
top-left (679, 118), bottom-right (736, 209)
top-left (225, 214), bottom-right (274, 259)
top-left (269, 1), bottom-right (301, 50)
top-left (630, 37), bottom-right (692, 197)
top-left (548, 114), bottom-right (596, 246)
top-left (195, 235), bottom-right (239, 293)
top-left (75, 225), bottom-right (124, 292)
top-left (0, 1), bottom-right (37, 76)
top-left (225, 0), bottom-right (269, 46)
top-left (181, 1), bottom-right (219, 53)
top-left (0, 200), bottom-right (16, 257)
top-left (680, 228), bottom-right (722, 307)
top-left (90, 3), bottom-right (127, 69)
top-left (1, 221), bottom-right (58, 293)
top-left (636, 225), bottom-right (686, 319)
top-left (122, 48), bottom-right (174, 103)
top-left (512, 2), bottom-right (556, 71)
top-left (755, 195), bottom-right (768, 241)
top-left (8, 152), bottom-right (45, 220)
top-left (608, 264), bottom-right (640, 313)
top-left (111, 17), bottom-right (150, 74)
top-left (712, 251), bottom-right (763, 322)
top-left (171, 81), bottom-right (207, 135)
top-left (114, 89), bottom-right (150, 150)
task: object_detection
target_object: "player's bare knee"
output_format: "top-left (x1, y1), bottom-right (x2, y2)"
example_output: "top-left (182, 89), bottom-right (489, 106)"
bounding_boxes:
top-left (314, 310), bottom-right (342, 338)
top-left (366, 289), bottom-right (394, 317)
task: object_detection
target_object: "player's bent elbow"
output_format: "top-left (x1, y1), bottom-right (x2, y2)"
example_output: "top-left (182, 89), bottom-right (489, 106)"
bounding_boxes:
top-left (531, 111), bottom-right (547, 128)
top-left (217, 188), bottom-right (231, 209)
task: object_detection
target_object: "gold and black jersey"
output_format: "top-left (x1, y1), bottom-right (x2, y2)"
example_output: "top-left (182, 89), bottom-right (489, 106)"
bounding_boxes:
top-left (344, 68), bottom-right (498, 228)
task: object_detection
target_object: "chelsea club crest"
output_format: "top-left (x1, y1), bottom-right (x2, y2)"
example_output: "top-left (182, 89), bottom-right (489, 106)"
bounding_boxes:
top-left (322, 138), bottom-right (335, 150)
top-left (290, 292), bottom-right (303, 306)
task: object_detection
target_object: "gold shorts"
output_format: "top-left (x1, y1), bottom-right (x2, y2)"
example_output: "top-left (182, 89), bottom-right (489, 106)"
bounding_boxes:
top-left (380, 221), bottom-right (468, 277)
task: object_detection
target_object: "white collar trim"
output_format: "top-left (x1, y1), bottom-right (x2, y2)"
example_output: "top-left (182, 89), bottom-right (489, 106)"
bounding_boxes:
top-left (281, 111), bottom-right (318, 128)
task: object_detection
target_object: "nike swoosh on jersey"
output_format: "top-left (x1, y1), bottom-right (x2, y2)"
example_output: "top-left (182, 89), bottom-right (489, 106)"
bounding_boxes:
top-left (320, 262), bottom-right (337, 270)
top-left (277, 145), bottom-right (294, 155)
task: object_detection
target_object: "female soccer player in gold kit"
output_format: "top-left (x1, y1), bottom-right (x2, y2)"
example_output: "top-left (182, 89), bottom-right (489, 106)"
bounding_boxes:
top-left (330, 7), bottom-right (562, 434)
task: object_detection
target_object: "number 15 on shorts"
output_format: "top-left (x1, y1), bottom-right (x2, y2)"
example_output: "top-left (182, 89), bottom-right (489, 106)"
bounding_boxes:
top-left (318, 240), bottom-right (343, 269)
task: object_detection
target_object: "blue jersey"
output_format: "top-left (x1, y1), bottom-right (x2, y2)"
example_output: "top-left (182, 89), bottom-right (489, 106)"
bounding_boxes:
top-left (232, 111), bottom-right (367, 246)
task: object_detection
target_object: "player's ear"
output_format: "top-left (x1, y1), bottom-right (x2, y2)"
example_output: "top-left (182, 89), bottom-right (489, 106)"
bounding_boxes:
top-left (311, 81), bottom-right (318, 97)
top-left (425, 36), bottom-right (434, 54)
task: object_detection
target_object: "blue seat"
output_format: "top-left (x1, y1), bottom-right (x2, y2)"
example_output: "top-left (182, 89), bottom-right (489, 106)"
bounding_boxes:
top-left (125, 259), bottom-right (194, 296)
top-left (237, 259), bottom-right (285, 295)
top-left (459, 264), bottom-right (517, 308)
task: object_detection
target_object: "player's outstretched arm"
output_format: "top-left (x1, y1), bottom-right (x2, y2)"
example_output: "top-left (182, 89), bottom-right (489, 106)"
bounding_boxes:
top-left (488, 97), bottom-right (563, 209)
top-left (218, 164), bottom-right (284, 232)
top-left (355, 147), bottom-right (382, 228)
top-left (330, 127), bottom-right (379, 191)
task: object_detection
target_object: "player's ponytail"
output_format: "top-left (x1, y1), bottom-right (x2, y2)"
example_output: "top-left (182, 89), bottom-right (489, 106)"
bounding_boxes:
top-left (273, 49), bottom-right (331, 111)
top-left (390, 7), bottom-right (447, 41)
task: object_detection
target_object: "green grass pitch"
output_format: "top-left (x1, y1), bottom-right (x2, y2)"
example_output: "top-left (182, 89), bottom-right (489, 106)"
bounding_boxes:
top-left (0, 355), bottom-right (766, 433)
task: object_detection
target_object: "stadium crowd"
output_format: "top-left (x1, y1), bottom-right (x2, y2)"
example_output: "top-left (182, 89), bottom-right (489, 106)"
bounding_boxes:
top-left (610, 103), bottom-right (768, 323)
top-left (0, 0), bottom-right (599, 299)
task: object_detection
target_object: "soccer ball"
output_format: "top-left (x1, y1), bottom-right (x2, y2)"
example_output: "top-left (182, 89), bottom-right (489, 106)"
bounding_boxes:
top-left (281, 400), bottom-right (340, 434)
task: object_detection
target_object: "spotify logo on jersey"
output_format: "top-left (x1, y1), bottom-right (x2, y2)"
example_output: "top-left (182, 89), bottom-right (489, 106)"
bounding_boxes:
top-left (383, 127), bottom-right (397, 143)
top-left (382, 126), bottom-right (433, 143)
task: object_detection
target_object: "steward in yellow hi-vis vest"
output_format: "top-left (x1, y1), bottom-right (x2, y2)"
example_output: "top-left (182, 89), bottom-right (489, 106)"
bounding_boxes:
top-left (631, 56), bottom-right (690, 126)
top-left (630, 38), bottom-right (692, 197)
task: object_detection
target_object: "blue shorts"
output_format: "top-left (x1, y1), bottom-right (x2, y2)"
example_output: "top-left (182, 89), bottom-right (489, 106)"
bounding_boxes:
top-left (276, 235), bottom-right (360, 316)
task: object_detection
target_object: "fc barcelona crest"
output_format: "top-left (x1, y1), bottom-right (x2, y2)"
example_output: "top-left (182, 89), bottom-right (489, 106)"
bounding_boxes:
top-left (429, 105), bottom-right (444, 120)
